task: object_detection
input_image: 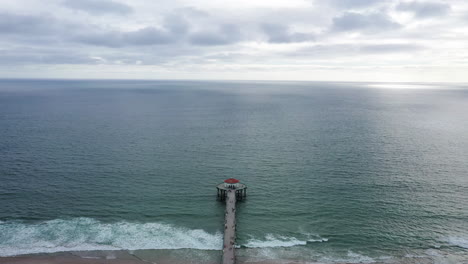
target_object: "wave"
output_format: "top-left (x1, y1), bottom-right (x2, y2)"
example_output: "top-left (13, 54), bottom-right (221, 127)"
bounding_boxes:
top-left (1, 219), bottom-right (465, 263)
top-left (0, 218), bottom-right (329, 257)
top-left (0, 218), bottom-right (223, 256)
top-left (243, 234), bottom-right (328, 248)
top-left (319, 251), bottom-right (376, 264)
top-left (446, 236), bottom-right (468, 249)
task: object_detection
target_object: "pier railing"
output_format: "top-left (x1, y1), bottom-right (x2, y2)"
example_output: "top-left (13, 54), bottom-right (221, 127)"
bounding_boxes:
top-left (216, 182), bottom-right (247, 264)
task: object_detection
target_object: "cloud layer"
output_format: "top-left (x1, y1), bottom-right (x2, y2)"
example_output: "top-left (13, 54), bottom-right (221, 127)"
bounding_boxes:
top-left (63, 0), bottom-right (133, 15)
top-left (0, 0), bottom-right (467, 81)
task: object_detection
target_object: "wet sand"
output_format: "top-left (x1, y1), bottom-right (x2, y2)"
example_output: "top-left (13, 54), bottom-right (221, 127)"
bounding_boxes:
top-left (0, 251), bottom-right (320, 264)
top-left (0, 250), bottom-right (440, 264)
top-left (0, 256), bottom-right (320, 264)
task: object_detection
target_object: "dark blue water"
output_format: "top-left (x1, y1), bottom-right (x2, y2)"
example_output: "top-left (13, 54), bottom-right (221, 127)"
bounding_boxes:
top-left (0, 80), bottom-right (467, 263)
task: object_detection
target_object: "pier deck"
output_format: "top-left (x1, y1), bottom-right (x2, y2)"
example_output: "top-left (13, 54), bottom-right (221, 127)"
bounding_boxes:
top-left (222, 190), bottom-right (237, 264)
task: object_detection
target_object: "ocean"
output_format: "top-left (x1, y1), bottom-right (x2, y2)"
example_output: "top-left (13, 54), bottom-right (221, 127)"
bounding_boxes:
top-left (0, 79), bottom-right (467, 263)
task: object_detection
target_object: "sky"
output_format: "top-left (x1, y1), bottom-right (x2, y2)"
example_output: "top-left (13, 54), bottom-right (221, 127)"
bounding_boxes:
top-left (0, 0), bottom-right (467, 82)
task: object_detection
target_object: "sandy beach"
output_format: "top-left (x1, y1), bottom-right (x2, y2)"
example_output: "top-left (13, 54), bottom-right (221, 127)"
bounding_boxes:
top-left (0, 250), bottom-right (441, 264)
top-left (0, 250), bottom-right (319, 264)
top-left (0, 254), bottom-right (316, 264)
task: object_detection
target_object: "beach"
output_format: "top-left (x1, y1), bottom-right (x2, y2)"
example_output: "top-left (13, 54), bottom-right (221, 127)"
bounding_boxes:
top-left (0, 248), bottom-right (466, 264)
top-left (0, 252), bottom-right (414, 264)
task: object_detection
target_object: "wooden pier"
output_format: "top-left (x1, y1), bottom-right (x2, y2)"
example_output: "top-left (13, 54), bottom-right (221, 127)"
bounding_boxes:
top-left (217, 179), bottom-right (247, 264)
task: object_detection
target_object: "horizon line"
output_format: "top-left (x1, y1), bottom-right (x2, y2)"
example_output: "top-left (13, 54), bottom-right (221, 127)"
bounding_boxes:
top-left (0, 78), bottom-right (467, 85)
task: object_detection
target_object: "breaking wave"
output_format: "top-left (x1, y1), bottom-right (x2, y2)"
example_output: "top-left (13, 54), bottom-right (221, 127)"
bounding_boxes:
top-left (243, 233), bottom-right (328, 248)
top-left (0, 218), bottom-right (223, 256)
top-left (319, 251), bottom-right (376, 264)
top-left (446, 236), bottom-right (468, 249)
top-left (0, 218), bottom-right (329, 257)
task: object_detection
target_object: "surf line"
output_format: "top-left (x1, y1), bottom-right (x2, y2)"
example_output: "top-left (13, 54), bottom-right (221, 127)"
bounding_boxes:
top-left (216, 178), bottom-right (247, 264)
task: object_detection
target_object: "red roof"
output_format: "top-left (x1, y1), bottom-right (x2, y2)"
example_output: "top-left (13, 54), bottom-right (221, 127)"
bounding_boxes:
top-left (224, 178), bottom-right (239, 184)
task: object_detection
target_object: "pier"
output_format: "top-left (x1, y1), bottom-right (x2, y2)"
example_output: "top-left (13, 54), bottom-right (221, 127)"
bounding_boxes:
top-left (217, 178), bottom-right (247, 264)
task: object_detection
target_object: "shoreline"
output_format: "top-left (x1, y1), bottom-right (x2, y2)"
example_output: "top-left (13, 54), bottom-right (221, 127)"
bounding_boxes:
top-left (0, 250), bottom-right (351, 264)
top-left (0, 249), bottom-right (447, 264)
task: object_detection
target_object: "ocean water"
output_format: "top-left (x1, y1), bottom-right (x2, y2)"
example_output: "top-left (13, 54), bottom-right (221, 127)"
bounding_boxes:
top-left (0, 79), bottom-right (467, 263)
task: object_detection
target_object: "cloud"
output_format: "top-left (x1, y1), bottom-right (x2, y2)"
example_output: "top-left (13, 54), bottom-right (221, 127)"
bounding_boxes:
top-left (0, 12), bottom-right (60, 35)
top-left (328, 0), bottom-right (385, 9)
top-left (396, 1), bottom-right (451, 18)
top-left (73, 27), bottom-right (176, 47)
top-left (261, 23), bottom-right (314, 43)
top-left (189, 24), bottom-right (242, 46)
top-left (163, 14), bottom-right (190, 35)
top-left (0, 0), bottom-right (466, 81)
top-left (62, 0), bottom-right (132, 15)
top-left (124, 27), bottom-right (175, 45)
top-left (5, 10), bottom-right (239, 48)
top-left (331, 11), bottom-right (400, 33)
top-left (0, 48), bottom-right (99, 65)
top-left (0, 12), bottom-right (84, 45)
top-left (0, 12), bottom-right (177, 48)
top-left (72, 30), bottom-right (123, 47)
top-left (359, 44), bottom-right (425, 53)
top-left (291, 43), bottom-right (425, 57)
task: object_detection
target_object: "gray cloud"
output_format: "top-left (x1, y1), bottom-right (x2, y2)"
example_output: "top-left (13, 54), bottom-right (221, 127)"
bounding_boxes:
top-left (329, 0), bottom-right (385, 8)
top-left (0, 48), bottom-right (99, 65)
top-left (0, 42), bottom-right (202, 66)
top-left (261, 24), bottom-right (314, 43)
top-left (396, 1), bottom-right (451, 18)
top-left (359, 44), bottom-right (425, 53)
top-left (73, 32), bottom-right (121, 47)
top-left (0, 0), bottom-right (462, 80)
top-left (0, 13), bottom-right (45, 34)
top-left (73, 27), bottom-right (175, 47)
top-left (0, 12), bottom-right (86, 47)
top-left (124, 27), bottom-right (175, 45)
top-left (0, 12), bottom-right (176, 48)
top-left (62, 0), bottom-right (132, 15)
top-left (189, 24), bottom-right (241, 46)
top-left (75, 23), bottom-right (243, 47)
top-left (0, 12), bottom-right (63, 35)
top-left (189, 32), bottom-right (231, 45)
top-left (292, 43), bottom-right (425, 58)
top-left (163, 14), bottom-right (190, 35)
top-left (331, 11), bottom-right (400, 33)
top-left (291, 44), bottom-right (356, 57)
top-left (0, 10), bottom-right (243, 48)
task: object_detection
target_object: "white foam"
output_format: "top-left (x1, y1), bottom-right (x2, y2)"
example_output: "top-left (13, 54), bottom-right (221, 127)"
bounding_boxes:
top-left (404, 253), bottom-right (425, 258)
top-left (346, 251), bottom-right (375, 263)
top-left (307, 238), bottom-right (328, 243)
top-left (301, 232), bottom-right (329, 243)
top-left (243, 234), bottom-right (307, 248)
top-left (0, 219), bottom-right (334, 256)
top-left (446, 236), bottom-right (468, 249)
top-left (424, 249), bottom-right (442, 257)
top-left (320, 251), bottom-right (376, 264)
top-left (0, 218), bottom-right (223, 257)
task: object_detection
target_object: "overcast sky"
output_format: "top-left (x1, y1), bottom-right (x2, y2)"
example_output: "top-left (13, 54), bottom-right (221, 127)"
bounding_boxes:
top-left (1, 0), bottom-right (467, 82)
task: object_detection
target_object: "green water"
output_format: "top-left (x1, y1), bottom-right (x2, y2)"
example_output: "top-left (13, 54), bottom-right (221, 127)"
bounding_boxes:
top-left (0, 80), bottom-right (467, 263)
